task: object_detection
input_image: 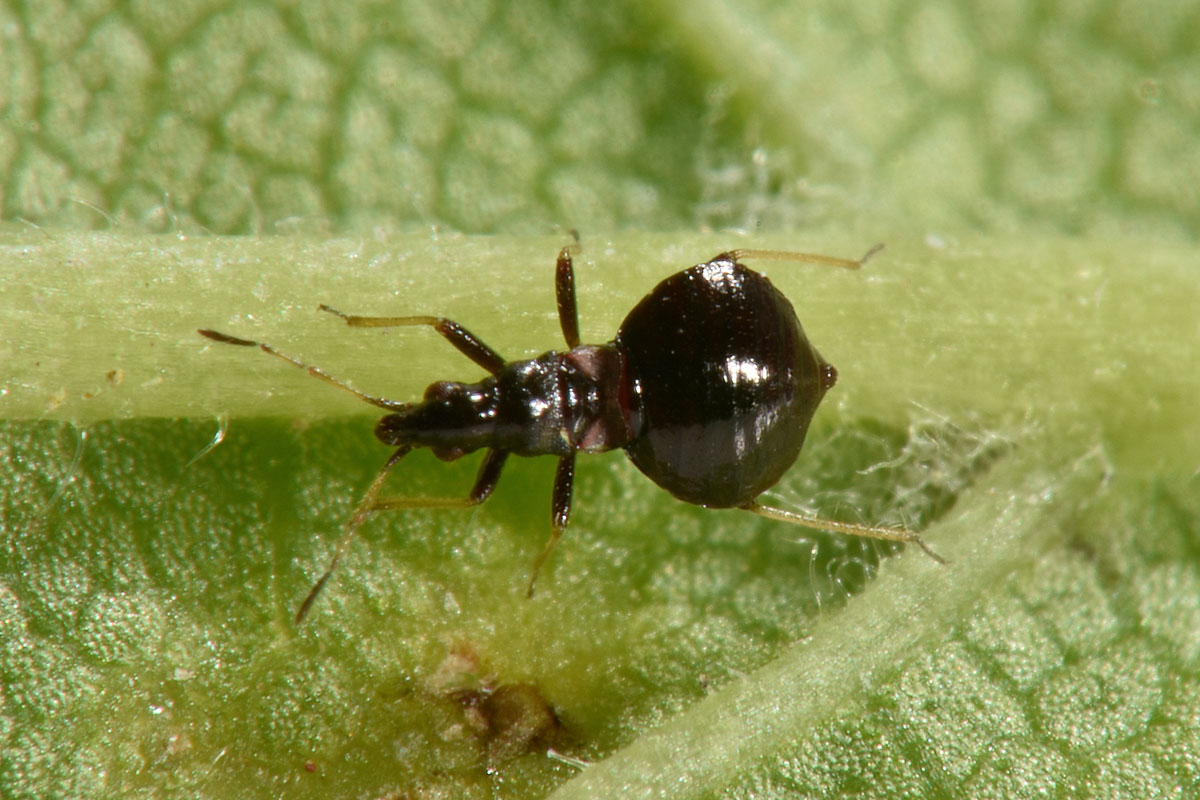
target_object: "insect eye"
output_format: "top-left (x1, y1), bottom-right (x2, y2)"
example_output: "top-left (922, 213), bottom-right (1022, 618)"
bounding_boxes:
top-left (424, 381), bottom-right (459, 402)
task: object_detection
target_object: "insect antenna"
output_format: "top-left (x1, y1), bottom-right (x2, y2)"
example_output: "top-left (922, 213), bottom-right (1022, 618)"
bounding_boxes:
top-left (295, 445), bottom-right (412, 623)
top-left (196, 328), bottom-right (409, 411)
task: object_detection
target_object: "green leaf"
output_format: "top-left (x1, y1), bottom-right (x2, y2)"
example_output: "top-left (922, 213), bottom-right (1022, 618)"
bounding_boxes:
top-left (2, 0), bottom-right (1199, 798)
top-left (2, 0), bottom-right (707, 233)
top-left (4, 232), bottom-right (1199, 799)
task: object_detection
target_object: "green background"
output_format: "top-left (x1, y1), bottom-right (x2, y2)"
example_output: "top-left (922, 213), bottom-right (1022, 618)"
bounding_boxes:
top-left (2, 1), bottom-right (1199, 798)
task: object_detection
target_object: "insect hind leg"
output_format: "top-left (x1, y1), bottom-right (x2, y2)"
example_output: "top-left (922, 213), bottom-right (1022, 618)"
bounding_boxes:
top-left (740, 500), bottom-right (947, 564)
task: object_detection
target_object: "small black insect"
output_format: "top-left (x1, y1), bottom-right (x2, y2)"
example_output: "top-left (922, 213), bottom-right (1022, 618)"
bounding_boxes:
top-left (199, 244), bottom-right (943, 622)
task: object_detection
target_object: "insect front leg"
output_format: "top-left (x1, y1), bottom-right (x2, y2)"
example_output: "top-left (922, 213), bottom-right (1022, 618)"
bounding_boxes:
top-left (369, 448), bottom-right (509, 512)
top-left (296, 448), bottom-right (510, 623)
top-left (295, 445), bottom-right (412, 623)
top-left (318, 306), bottom-right (507, 375)
top-left (555, 247), bottom-right (581, 349)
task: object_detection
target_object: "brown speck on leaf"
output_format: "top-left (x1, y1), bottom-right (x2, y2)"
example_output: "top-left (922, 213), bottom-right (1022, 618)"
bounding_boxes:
top-left (429, 644), bottom-right (571, 767)
top-left (46, 388), bottom-right (66, 411)
top-left (457, 683), bottom-right (564, 765)
top-left (427, 642), bottom-right (484, 694)
top-left (483, 683), bottom-right (563, 762)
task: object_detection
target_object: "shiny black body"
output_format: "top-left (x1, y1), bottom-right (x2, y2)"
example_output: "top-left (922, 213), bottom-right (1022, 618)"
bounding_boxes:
top-left (375, 344), bottom-right (631, 460)
top-left (368, 253), bottom-right (832, 508)
top-left (200, 245), bottom-right (935, 623)
top-left (617, 257), bottom-right (834, 507)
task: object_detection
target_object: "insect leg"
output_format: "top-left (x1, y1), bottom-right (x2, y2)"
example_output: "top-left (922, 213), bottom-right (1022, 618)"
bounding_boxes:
top-left (555, 247), bottom-right (581, 349)
top-left (318, 306), bottom-right (506, 374)
top-left (369, 448), bottom-right (509, 512)
top-left (720, 243), bottom-right (885, 270)
top-left (740, 500), bottom-right (947, 564)
top-left (296, 448), bottom-right (509, 623)
top-left (295, 445), bottom-right (413, 623)
top-left (197, 328), bottom-right (408, 411)
top-left (526, 453), bottom-right (576, 598)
